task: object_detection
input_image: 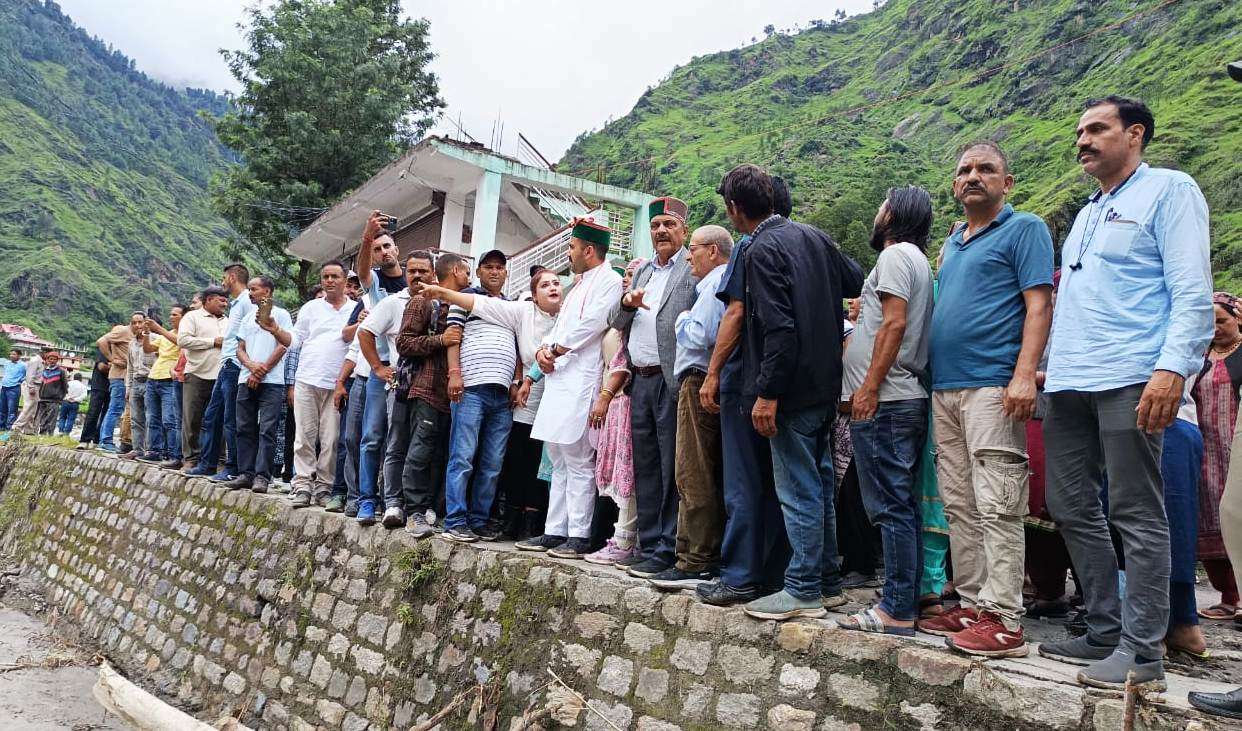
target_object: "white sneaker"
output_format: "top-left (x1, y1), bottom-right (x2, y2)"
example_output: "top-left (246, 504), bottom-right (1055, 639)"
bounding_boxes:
top-left (425, 509), bottom-right (438, 526)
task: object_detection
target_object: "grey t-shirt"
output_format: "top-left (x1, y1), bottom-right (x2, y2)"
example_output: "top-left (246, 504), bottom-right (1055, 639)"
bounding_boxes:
top-left (841, 242), bottom-right (934, 402)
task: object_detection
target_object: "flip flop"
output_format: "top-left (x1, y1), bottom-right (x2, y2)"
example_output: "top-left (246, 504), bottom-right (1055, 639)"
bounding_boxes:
top-left (1167, 644), bottom-right (1212, 661)
top-left (836, 608), bottom-right (917, 636)
top-left (1198, 603), bottom-right (1237, 621)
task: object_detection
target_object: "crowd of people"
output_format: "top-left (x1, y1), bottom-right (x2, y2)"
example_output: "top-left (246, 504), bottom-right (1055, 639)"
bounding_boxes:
top-left (8, 93), bottom-right (1242, 716)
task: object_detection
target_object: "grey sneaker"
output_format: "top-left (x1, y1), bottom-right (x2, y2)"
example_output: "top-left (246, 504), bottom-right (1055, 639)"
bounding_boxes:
top-left (547, 538), bottom-right (592, 559)
top-left (290, 491), bottom-right (312, 508)
top-left (1037, 635), bottom-right (1117, 666)
top-left (382, 506), bottom-right (405, 529)
top-left (323, 495), bottom-right (346, 513)
top-left (1077, 649), bottom-right (1166, 691)
top-left (742, 590), bottom-right (828, 621)
top-left (442, 527), bottom-right (479, 543)
top-left (313, 491), bottom-right (331, 507)
top-left (406, 513), bottom-right (434, 539)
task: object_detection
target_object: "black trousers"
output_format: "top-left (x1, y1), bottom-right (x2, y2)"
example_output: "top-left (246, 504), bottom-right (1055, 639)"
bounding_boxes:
top-left (79, 384), bottom-right (110, 444)
top-left (836, 459), bottom-right (882, 575)
top-left (498, 421), bottom-right (548, 513)
top-left (384, 397), bottom-right (449, 514)
top-left (282, 400), bottom-right (295, 480)
top-left (630, 371), bottom-right (679, 565)
top-left (236, 382), bottom-right (284, 478)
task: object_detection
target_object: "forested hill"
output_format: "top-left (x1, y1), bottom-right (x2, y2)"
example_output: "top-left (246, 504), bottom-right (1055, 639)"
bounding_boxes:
top-left (0, 0), bottom-right (234, 344)
top-left (561, 0), bottom-right (1242, 283)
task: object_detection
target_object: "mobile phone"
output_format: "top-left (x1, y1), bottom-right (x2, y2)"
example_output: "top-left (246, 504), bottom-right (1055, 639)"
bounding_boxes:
top-left (257, 297), bottom-right (273, 325)
top-left (383, 215), bottom-right (399, 234)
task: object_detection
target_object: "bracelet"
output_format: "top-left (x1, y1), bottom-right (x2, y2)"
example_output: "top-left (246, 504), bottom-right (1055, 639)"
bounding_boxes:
top-left (448, 368), bottom-right (462, 375)
top-left (600, 388), bottom-right (615, 398)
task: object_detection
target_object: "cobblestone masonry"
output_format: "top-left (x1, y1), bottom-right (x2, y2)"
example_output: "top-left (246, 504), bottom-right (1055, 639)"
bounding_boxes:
top-left (0, 444), bottom-right (1218, 729)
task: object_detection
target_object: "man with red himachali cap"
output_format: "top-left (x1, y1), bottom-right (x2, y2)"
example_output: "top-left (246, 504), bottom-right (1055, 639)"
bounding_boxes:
top-left (516, 218), bottom-right (624, 557)
top-left (606, 197), bottom-right (699, 579)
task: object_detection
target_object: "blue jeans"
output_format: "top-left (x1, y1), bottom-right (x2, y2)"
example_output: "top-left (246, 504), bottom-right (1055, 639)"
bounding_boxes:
top-left (769, 403), bottom-right (839, 600)
top-left (357, 373), bottom-right (392, 509)
top-left (1162, 418), bottom-right (1203, 627)
top-left (198, 360), bottom-right (240, 473)
top-left (98, 379), bottom-right (127, 448)
top-left (444, 385), bottom-right (514, 531)
top-left (145, 379), bottom-right (181, 460)
top-left (57, 401), bottom-right (78, 435)
top-left (0, 385), bottom-right (20, 429)
top-left (334, 376), bottom-right (365, 503)
top-left (851, 398), bottom-right (929, 621)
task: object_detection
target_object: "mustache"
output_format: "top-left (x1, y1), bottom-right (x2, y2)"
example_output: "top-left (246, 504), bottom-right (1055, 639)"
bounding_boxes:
top-left (1077, 147), bottom-right (1099, 161)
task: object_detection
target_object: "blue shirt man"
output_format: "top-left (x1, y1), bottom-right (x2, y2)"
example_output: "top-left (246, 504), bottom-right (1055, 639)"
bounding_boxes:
top-left (931, 204), bottom-right (1054, 389)
top-left (1, 356), bottom-right (25, 388)
top-left (1046, 162), bottom-right (1212, 391)
top-left (674, 263), bottom-right (726, 379)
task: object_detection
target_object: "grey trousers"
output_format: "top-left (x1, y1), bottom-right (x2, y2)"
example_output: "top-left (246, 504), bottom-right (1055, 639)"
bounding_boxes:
top-left (128, 377), bottom-right (148, 453)
top-left (1043, 383), bottom-right (1169, 659)
top-left (629, 371), bottom-right (679, 565)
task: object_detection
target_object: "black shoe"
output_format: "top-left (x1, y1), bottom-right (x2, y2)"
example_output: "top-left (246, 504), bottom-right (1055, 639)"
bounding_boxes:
top-left (841, 571), bottom-right (881, 589)
top-left (474, 525), bottom-right (500, 541)
top-left (251, 475), bottom-right (270, 494)
top-left (1026, 599), bottom-right (1070, 620)
top-left (1189, 688), bottom-right (1242, 720)
top-left (548, 538), bottom-right (591, 559)
top-left (523, 511), bottom-right (544, 539)
top-left (225, 474), bottom-right (254, 491)
top-left (1065, 608), bottom-right (1088, 636)
top-left (500, 511), bottom-right (524, 540)
top-left (626, 558), bottom-right (670, 579)
top-left (344, 500), bottom-right (359, 518)
top-left (135, 451), bottom-right (163, 463)
top-left (649, 567), bottom-right (715, 591)
top-left (614, 553), bottom-right (647, 569)
top-left (158, 458), bottom-right (181, 470)
top-left (516, 534), bottom-right (566, 552)
top-left (696, 580), bottom-right (760, 606)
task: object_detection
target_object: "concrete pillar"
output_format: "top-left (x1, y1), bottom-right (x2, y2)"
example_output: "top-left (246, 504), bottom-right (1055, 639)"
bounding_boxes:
top-left (439, 189), bottom-right (468, 253)
top-left (469, 170), bottom-right (503, 261)
top-left (630, 201), bottom-right (653, 261)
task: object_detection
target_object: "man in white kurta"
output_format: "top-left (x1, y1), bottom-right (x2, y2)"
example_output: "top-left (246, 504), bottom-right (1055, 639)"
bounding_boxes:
top-left (522, 219), bottom-right (623, 557)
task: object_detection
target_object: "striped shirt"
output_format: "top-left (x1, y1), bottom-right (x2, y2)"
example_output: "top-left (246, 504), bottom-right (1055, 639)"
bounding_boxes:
top-left (448, 287), bottom-right (518, 389)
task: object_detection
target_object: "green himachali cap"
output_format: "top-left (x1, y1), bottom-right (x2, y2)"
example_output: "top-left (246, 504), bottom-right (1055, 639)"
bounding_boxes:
top-left (572, 219), bottom-right (612, 247)
top-left (649, 196), bottom-right (688, 222)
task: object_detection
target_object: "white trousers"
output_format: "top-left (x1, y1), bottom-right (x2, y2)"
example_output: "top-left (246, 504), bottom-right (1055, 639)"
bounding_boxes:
top-left (545, 430), bottom-right (597, 539)
top-left (292, 383), bottom-right (338, 496)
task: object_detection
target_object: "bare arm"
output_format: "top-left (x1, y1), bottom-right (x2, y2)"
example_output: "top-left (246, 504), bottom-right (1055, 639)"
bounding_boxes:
top-left (355, 210), bottom-right (385, 291)
top-left (851, 293), bottom-right (907, 421)
top-left (1003, 286), bottom-right (1052, 422)
top-left (446, 335), bottom-right (463, 401)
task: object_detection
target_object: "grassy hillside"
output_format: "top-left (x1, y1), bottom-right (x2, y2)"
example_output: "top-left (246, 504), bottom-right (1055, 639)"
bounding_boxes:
top-left (562, 0), bottom-right (1242, 283)
top-left (0, 0), bottom-right (234, 345)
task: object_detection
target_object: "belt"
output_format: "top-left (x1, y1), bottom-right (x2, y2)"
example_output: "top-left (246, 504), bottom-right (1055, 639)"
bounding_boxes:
top-left (631, 365), bottom-right (663, 378)
top-left (679, 368), bottom-right (707, 382)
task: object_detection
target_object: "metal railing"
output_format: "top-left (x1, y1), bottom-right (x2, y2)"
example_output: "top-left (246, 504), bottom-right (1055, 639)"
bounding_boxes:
top-left (502, 207), bottom-right (633, 299)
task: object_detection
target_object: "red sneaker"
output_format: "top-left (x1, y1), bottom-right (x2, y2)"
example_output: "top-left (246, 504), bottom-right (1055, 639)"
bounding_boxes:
top-left (945, 612), bottom-right (1029, 658)
top-left (916, 605), bottom-right (978, 637)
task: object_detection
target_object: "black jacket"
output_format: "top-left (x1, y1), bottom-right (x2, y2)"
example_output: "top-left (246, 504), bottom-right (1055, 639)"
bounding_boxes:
top-left (742, 217), bottom-right (864, 410)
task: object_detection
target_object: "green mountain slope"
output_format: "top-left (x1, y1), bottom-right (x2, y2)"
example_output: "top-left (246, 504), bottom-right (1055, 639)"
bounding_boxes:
top-left (0, 0), bottom-right (233, 345)
top-left (562, 0), bottom-right (1242, 282)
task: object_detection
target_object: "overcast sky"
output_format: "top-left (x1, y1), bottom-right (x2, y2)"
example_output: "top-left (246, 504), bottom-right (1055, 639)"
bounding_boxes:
top-left (56, 0), bottom-right (871, 161)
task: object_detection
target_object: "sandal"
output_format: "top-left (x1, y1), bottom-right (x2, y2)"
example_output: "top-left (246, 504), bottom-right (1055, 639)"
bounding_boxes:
top-left (1198, 603), bottom-right (1238, 621)
top-left (836, 607), bottom-right (917, 636)
top-left (1167, 644), bottom-right (1212, 661)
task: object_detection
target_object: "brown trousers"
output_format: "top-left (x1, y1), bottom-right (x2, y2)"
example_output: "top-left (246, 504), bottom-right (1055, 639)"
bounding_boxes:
top-left (673, 372), bottom-right (724, 572)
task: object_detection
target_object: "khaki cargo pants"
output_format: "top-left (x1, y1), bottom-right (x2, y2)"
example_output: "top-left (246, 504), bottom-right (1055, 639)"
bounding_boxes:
top-left (932, 386), bottom-right (1028, 629)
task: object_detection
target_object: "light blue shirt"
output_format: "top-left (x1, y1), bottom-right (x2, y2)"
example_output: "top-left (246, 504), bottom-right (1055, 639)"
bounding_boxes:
top-left (220, 290), bottom-right (255, 365)
top-left (674, 263), bottom-right (727, 380)
top-left (1, 360), bottom-right (24, 388)
top-left (236, 307), bottom-right (293, 386)
top-left (1046, 163), bottom-right (1213, 392)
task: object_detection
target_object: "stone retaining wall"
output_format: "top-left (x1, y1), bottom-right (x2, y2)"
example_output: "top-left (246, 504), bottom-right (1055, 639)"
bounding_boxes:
top-left (0, 444), bottom-right (1209, 729)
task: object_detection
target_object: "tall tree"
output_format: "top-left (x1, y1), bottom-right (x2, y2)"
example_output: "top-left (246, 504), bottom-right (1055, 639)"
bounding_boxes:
top-left (210, 0), bottom-right (444, 291)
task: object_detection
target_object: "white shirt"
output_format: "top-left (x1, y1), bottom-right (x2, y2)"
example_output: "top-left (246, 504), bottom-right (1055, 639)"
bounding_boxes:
top-left (291, 297), bottom-right (354, 390)
top-left (237, 307), bottom-right (293, 385)
top-left (470, 296), bottom-right (557, 424)
top-left (628, 256), bottom-right (676, 367)
top-left (532, 263), bottom-right (624, 445)
top-left (345, 336), bottom-right (371, 379)
top-left (66, 379), bottom-right (88, 403)
top-left (359, 289), bottom-right (411, 367)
